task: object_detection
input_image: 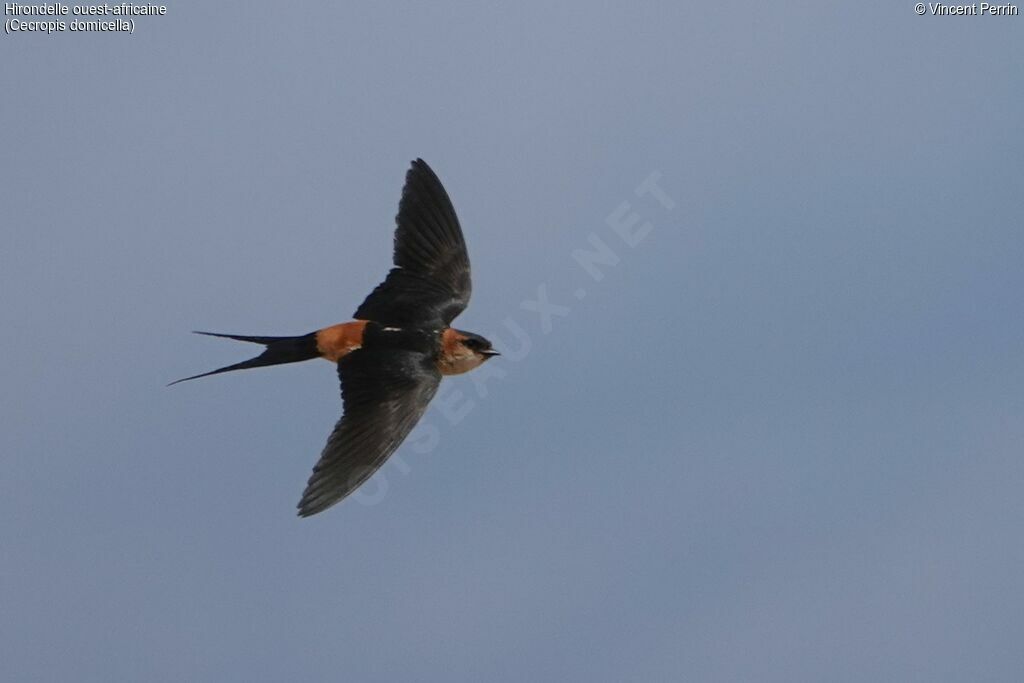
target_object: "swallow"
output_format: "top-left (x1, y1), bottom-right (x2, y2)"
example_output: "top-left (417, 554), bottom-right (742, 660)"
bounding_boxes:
top-left (172, 159), bottom-right (499, 517)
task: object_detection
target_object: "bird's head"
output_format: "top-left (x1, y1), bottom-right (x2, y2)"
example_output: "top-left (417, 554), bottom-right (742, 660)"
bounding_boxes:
top-left (440, 329), bottom-right (499, 375)
top-left (458, 331), bottom-right (500, 361)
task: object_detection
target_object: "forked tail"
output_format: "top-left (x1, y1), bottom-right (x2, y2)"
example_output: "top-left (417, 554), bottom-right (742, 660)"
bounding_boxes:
top-left (169, 331), bottom-right (320, 386)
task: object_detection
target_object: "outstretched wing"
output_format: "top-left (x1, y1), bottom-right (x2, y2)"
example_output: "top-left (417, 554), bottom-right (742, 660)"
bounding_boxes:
top-left (296, 347), bottom-right (441, 517)
top-left (353, 159), bottom-right (472, 327)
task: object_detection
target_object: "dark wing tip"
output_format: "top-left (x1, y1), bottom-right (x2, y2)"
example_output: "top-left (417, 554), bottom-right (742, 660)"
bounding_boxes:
top-left (296, 490), bottom-right (340, 517)
top-left (408, 158), bottom-right (442, 186)
top-left (296, 500), bottom-right (319, 518)
top-left (296, 475), bottom-right (344, 517)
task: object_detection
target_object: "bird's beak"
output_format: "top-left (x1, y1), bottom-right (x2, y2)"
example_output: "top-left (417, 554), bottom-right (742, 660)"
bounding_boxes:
top-left (481, 349), bottom-right (501, 357)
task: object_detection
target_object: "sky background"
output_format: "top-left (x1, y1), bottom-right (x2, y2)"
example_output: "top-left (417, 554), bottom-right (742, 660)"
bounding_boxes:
top-left (2, 2), bottom-right (1022, 681)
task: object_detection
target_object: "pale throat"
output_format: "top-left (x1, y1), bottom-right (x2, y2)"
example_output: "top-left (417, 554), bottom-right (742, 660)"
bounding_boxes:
top-left (439, 351), bottom-right (485, 376)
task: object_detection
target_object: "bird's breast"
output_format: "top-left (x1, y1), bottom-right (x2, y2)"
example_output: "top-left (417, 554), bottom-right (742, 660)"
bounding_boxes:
top-left (438, 353), bottom-right (486, 376)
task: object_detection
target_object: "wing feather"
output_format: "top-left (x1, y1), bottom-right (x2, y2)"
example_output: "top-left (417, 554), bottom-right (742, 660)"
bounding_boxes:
top-left (296, 347), bottom-right (441, 516)
top-left (353, 159), bottom-right (471, 327)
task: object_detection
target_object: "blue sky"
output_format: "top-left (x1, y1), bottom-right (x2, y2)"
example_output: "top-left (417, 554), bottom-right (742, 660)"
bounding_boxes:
top-left (2, 2), bottom-right (1022, 681)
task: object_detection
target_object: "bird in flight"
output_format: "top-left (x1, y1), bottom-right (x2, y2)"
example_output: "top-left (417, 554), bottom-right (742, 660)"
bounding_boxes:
top-left (172, 159), bottom-right (499, 517)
